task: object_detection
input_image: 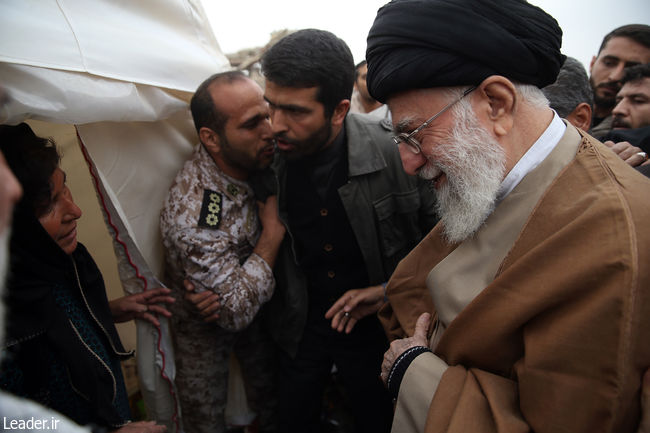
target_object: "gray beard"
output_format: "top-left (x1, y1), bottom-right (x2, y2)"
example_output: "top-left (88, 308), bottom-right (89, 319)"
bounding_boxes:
top-left (419, 102), bottom-right (506, 243)
top-left (0, 228), bottom-right (9, 347)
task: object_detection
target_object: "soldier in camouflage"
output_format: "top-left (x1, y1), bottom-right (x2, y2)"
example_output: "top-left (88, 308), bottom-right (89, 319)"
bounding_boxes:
top-left (159, 71), bottom-right (285, 433)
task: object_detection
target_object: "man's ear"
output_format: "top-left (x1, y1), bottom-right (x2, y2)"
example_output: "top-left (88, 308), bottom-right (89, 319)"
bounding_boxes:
top-left (331, 99), bottom-right (351, 127)
top-left (566, 102), bottom-right (592, 131)
top-left (199, 127), bottom-right (221, 154)
top-left (477, 76), bottom-right (516, 137)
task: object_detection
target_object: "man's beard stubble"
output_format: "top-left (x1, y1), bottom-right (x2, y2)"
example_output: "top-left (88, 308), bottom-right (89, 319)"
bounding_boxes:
top-left (420, 100), bottom-right (506, 244)
top-left (277, 119), bottom-right (332, 161)
top-left (589, 76), bottom-right (618, 111)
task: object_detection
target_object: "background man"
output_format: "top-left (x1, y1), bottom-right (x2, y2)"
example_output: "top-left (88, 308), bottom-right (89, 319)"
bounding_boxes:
top-left (365, 0), bottom-right (650, 432)
top-left (350, 60), bottom-right (385, 116)
top-left (160, 71), bottom-right (285, 433)
top-left (604, 63), bottom-right (650, 166)
top-left (257, 29), bottom-right (438, 433)
top-left (612, 63), bottom-right (650, 130)
top-left (543, 57), bottom-right (648, 167)
top-left (588, 24), bottom-right (650, 138)
top-left (543, 56), bottom-right (593, 130)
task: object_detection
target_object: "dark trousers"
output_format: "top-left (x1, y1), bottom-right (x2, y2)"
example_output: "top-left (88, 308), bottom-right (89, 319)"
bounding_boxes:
top-left (277, 315), bottom-right (393, 433)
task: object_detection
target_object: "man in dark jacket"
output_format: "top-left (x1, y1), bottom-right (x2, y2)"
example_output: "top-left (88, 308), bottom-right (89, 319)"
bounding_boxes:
top-left (256, 29), bottom-right (438, 433)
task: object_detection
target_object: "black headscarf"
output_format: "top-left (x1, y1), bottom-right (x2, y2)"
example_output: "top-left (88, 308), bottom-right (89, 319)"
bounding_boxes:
top-left (2, 208), bottom-right (132, 427)
top-left (366, 0), bottom-right (565, 102)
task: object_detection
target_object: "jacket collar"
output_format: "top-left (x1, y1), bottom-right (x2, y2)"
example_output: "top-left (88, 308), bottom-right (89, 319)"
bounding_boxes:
top-left (197, 145), bottom-right (253, 205)
top-left (345, 113), bottom-right (390, 177)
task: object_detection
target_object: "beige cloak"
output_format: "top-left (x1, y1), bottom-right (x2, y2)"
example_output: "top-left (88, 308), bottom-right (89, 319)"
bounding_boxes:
top-left (380, 126), bottom-right (650, 433)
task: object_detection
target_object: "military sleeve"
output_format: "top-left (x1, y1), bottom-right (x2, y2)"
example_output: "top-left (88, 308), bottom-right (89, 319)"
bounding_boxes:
top-left (167, 225), bottom-right (275, 332)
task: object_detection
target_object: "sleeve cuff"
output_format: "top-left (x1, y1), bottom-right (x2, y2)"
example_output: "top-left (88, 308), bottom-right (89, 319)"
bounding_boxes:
top-left (387, 345), bottom-right (432, 398)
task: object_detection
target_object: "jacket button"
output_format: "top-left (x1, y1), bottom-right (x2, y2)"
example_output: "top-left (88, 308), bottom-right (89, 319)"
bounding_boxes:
top-left (324, 243), bottom-right (333, 252)
top-left (320, 208), bottom-right (328, 216)
top-left (327, 270), bottom-right (336, 278)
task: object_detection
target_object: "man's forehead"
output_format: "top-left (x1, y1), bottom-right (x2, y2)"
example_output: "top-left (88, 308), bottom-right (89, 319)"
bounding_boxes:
top-left (388, 88), bottom-right (448, 130)
top-left (211, 79), bottom-right (265, 113)
top-left (264, 82), bottom-right (319, 104)
top-left (602, 36), bottom-right (650, 63)
top-left (619, 77), bottom-right (650, 96)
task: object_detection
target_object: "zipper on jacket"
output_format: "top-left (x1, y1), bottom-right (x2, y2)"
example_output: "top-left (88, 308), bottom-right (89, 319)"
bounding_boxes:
top-left (71, 257), bottom-right (131, 357)
top-left (70, 257), bottom-right (133, 356)
top-left (67, 317), bottom-right (117, 403)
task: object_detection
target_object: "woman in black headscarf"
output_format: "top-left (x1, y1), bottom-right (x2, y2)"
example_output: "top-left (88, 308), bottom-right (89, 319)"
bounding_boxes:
top-left (0, 123), bottom-right (172, 432)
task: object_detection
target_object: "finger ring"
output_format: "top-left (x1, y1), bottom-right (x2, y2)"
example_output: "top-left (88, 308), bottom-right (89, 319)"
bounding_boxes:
top-left (637, 152), bottom-right (648, 161)
top-left (344, 312), bottom-right (350, 318)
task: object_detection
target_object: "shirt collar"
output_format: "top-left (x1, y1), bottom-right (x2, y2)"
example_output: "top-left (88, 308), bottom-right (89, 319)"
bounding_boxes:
top-left (496, 111), bottom-right (566, 203)
top-left (197, 144), bottom-right (252, 203)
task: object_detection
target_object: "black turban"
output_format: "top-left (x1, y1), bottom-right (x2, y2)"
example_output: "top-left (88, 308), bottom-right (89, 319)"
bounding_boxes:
top-left (366, 0), bottom-right (565, 102)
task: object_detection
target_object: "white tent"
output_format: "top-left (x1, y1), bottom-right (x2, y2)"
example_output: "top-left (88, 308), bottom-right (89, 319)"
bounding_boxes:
top-left (0, 1), bottom-right (244, 431)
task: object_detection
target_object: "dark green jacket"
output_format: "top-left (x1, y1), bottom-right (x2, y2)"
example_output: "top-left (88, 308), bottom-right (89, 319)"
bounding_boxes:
top-left (256, 113), bottom-right (439, 357)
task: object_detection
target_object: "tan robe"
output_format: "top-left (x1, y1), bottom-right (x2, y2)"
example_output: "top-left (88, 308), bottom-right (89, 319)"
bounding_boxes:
top-left (379, 125), bottom-right (650, 433)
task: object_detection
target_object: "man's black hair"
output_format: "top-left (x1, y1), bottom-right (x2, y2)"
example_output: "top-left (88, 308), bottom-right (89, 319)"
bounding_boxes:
top-left (598, 24), bottom-right (650, 54)
top-left (543, 57), bottom-right (593, 118)
top-left (355, 60), bottom-right (367, 81)
top-left (261, 29), bottom-right (355, 118)
top-left (621, 63), bottom-right (650, 85)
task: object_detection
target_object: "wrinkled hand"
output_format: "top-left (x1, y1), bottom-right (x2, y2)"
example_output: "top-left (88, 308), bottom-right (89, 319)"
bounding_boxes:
top-left (639, 369), bottom-right (650, 433)
top-left (109, 288), bottom-right (174, 327)
top-left (183, 279), bottom-right (220, 323)
top-left (325, 285), bottom-right (385, 334)
top-left (380, 312), bottom-right (430, 386)
top-left (112, 420), bottom-right (167, 433)
top-left (603, 140), bottom-right (648, 167)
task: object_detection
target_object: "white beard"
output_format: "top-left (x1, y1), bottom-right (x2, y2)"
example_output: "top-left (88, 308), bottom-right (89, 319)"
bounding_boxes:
top-left (419, 102), bottom-right (506, 243)
top-left (0, 228), bottom-right (9, 346)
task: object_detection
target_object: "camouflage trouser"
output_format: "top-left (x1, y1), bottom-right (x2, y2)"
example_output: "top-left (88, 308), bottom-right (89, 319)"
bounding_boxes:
top-left (171, 315), bottom-right (278, 433)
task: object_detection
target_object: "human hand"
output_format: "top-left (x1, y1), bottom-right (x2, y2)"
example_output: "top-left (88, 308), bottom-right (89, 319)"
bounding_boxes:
top-left (325, 285), bottom-right (385, 334)
top-left (109, 288), bottom-right (174, 327)
top-left (603, 140), bottom-right (648, 167)
top-left (112, 420), bottom-right (167, 433)
top-left (183, 279), bottom-right (220, 323)
top-left (380, 312), bottom-right (430, 386)
top-left (257, 195), bottom-right (285, 240)
top-left (638, 368), bottom-right (650, 433)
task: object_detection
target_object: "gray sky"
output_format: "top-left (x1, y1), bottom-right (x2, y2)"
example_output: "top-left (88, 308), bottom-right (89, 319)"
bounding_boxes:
top-left (201, 0), bottom-right (649, 72)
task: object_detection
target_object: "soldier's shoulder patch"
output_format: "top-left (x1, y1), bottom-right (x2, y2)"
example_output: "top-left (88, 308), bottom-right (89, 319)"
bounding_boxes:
top-left (198, 189), bottom-right (222, 229)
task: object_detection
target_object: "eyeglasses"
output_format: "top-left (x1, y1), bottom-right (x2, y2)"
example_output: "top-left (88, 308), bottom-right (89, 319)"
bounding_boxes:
top-left (392, 86), bottom-right (477, 154)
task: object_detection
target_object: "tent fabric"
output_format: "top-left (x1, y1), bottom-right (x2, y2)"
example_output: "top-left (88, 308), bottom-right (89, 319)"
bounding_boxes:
top-left (0, 0), bottom-right (227, 92)
top-left (0, 0), bottom-right (242, 431)
top-left (0, 63), bottom-right (189, 125)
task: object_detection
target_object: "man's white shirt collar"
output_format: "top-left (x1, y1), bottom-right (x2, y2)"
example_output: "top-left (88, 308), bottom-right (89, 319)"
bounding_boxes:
top-left (496, 111), bottom-right (566, 203)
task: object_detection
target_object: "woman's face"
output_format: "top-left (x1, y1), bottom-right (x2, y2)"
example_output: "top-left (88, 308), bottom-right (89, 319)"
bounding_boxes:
top-left (38, 168), bottom-right (82, 255)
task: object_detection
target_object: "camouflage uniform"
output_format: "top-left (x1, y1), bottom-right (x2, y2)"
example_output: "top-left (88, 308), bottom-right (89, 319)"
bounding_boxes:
top-left (160, 145), bottom-right (277, 433)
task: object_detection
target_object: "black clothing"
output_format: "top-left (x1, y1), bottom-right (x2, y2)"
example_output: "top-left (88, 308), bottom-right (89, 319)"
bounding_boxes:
top-left (1, 210), bottom-right (132, 428)
top-left (366, 0), bottom-right (565, 102)
top-left (253, 113), bottom-right (439, 433)
top-left (280, 127), bottom-right (392, 433)
top-left (602, 125), bottom-right (650, 153)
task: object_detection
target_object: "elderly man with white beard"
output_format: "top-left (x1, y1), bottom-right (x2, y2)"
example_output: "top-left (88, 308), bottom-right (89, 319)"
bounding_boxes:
top-left (364, 1), bottom-right (650, 433)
